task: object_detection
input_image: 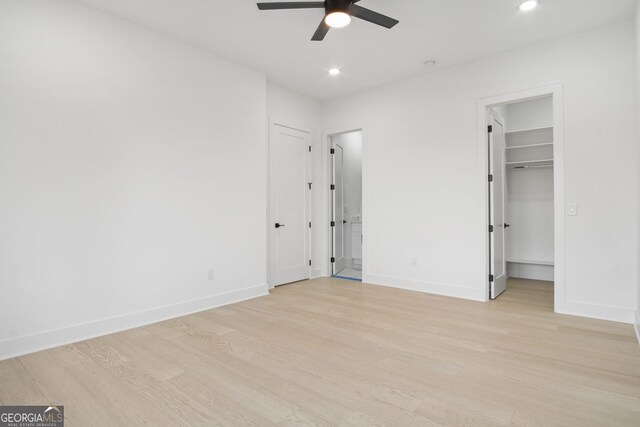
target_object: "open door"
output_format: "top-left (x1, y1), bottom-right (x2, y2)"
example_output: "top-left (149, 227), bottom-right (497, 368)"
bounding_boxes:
top-left (489, 112), bottom-right (507, 299)
top-left (331, 142), bottom-right (345, 274)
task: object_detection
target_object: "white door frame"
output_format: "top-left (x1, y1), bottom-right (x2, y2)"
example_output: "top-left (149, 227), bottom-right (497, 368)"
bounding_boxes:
top-left (267, 120), bottom-right (312, 288)
top-left (323, 126), bottom-right (367, 280)
top-left (477, 83), bottom-right (565, 311)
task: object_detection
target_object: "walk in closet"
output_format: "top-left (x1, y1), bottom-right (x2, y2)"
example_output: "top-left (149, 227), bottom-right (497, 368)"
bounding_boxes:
top-left (503, 96), bottom-right (555, 282)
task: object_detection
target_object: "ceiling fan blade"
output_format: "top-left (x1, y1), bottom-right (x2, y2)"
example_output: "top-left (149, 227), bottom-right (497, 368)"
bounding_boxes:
top-left (349, 4), bottom-right (398, 29)
top-left (311, 19), bottom-right (330, 41)
top-left (257, 2), bottom-right (325, 10)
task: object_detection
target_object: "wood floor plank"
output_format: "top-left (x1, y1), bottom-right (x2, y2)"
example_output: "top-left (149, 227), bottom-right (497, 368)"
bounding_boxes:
top-left (0, 358), bottom-right (49, 405)
top-left (0, 277), bottom-right (638, 426)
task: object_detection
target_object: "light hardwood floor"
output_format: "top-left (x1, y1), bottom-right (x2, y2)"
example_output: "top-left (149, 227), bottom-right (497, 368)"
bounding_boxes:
top-left (1, 278), bottom-right (639, 426)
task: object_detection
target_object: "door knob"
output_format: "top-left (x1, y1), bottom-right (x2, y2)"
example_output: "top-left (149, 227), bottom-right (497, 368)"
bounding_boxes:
top-left (275, 223), bottom-right (285, 228)
top-left (504, 223), bottom-right (511, 228)
top-left (343, 220), bottom-right (347, 224)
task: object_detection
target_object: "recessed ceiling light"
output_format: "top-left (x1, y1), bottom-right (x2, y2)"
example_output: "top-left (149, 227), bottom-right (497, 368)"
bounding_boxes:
top-left (325, 11), bottom-right (351, 28)
top-left (328, 68), bottom-right (341, 76)
top-left (518, 0), bottom-right (539, 11)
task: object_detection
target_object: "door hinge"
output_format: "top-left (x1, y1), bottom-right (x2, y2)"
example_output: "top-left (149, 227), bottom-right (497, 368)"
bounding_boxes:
top-left (308, 146), bottom-right (311, 152)
top-left (309, 259), bottom-right (312, 266)
top-left (488, 125), bottom-right (493, 133)
top-left (309, 222), bottom-right (312, 228)
top-left (308, 182), bottom-right (312, 190)
top-left (330, 148), bottom-right (335, 154)
top-left (489, 274), bottom-right (494, 282)
top-left (330, 184), bottom-right (335, 190)
top-left (331, 257), bottom-right (335, 263)
top-left (330, 221), bottom-right (335, 227)
top-left (489, 225), bottom-right (494, 233)
top-left (488, 174), bottom-right (494, 182)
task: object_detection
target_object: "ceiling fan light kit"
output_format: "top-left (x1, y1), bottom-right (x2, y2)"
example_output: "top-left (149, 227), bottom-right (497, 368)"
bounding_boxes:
top-left (325, 11), bottom-right (351, 28)
top-left (256, 0), bottom-right (399, 41)
top-left (519, 0), bottom-right (539, 12)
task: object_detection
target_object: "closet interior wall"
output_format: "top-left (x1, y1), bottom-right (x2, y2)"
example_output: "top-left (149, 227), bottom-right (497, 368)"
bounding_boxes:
top-left (503, 96), bottom-right (555, 282)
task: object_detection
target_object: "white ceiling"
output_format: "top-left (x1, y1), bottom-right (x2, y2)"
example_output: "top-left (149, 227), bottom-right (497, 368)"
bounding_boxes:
top-left (75, 0), bottom-right (636, 100)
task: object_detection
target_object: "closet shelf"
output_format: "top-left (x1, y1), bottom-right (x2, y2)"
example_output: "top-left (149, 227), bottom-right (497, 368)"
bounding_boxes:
top-left (507, 259), bottom-right (554, 266)
top-left (506, 159), bottom-right (554, 169)
top-left (505, 142), bottom-right (553, 150)
top-left (505, 126), bottom-right (553, 136)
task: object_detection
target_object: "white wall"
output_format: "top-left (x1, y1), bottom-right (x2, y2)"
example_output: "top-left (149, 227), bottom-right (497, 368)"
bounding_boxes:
top-left (635, 0), bottom-right (640, 339)
top-left (506, 167), bottom-right (554, 262)
top-left (323, 22), bottom-right (639, 323)
top-left (505, 96), bottom-right (553, 133)
top-left (333, 131), bottom-right (363, 266)
top-left (0, 0), bottom-right (268, 359)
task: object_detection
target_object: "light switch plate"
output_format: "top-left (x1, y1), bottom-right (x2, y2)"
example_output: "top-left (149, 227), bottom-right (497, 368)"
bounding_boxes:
top-left (568, 204), bottom-right (577, 216)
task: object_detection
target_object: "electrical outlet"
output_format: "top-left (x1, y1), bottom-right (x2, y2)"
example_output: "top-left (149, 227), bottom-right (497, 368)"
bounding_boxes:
top-left (208, 270), bottom-right (215, 281)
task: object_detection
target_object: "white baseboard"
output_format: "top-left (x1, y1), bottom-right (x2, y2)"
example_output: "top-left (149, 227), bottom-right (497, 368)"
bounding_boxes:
top-left (270, 272), bottom-right (324, 288)
top-left (363, 274), bottom-right (635, 326)
top-left (635, 311), bottom-right (640, 344)
top-left (311, 268), bottom-right (324, 280)
top-left (507, 262), bottom-right (554, 282)
top-left (364, 274), bottom-right (485, 302)
top-left (0, 284), bottom-right (269, 361)
top-left (555, 299), bottom-right (636, 324)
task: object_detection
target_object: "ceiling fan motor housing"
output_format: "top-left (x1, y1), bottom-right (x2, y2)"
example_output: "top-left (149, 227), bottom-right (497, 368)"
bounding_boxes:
top-left (326, 0), bottom-right (352, 14)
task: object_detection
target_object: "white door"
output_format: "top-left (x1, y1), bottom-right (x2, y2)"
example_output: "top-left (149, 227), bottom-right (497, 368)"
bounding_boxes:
top-left (489, 112), bottom-right (507, 299)
top-left (332, 142), bottom-right (346, 274)
top-left (269, 124), bottom-right (310, 286)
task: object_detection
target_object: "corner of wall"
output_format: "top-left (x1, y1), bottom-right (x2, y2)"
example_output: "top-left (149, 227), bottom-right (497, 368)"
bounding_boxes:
top-left (636, 0), bottom-right (640, 343)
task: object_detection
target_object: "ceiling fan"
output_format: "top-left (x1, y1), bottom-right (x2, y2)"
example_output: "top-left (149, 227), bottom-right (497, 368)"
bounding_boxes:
top-left (256, 0), bottom-right (399, 41)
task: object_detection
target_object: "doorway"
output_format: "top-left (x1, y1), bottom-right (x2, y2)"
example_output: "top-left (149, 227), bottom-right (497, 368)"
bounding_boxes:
top-left (487, 96), bottom-right (556, 302)
top-left (330, 130), bottom-right (363, 281)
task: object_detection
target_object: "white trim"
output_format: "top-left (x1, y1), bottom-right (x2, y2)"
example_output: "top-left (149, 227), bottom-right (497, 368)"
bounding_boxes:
top-left (0, 284), bottom-right (268, 361)
top-left (310, 271), bottom-right (326, 280)
top-left (366, 274), bottom-right (484, 302)
top-left (554, 300), bottom-right (636, 325)
top-left (634, 311), bottom-right (640, 344)
top-left (477, 84), bottom-right (565, 309)
top-left (507, 263), bottom-right (555, 282)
